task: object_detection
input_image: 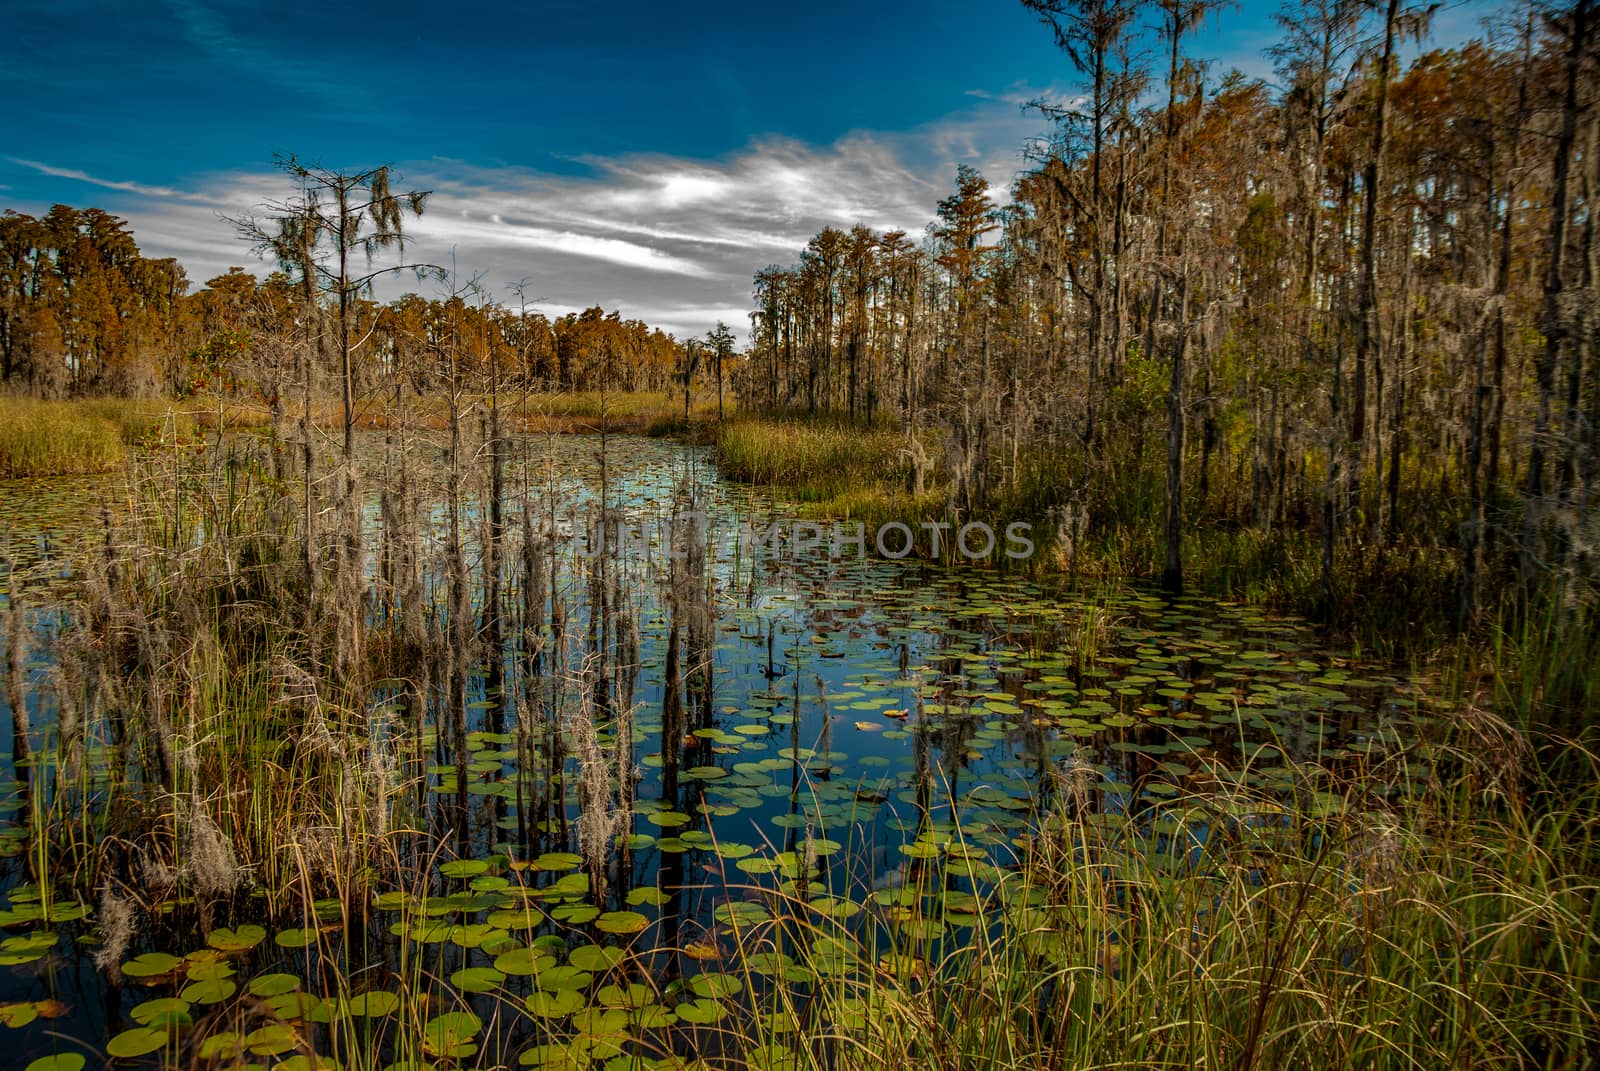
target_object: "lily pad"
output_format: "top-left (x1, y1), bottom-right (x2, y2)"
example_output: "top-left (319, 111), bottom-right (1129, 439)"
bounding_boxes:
top-left (348, 991), bottom-right (401, 1017)
top-left (106, 1027), bottom-right (169, 1059)
top-left (421, 1011), bottom-right (482, 1059)
top-left (595, 910), bottom-right (649, 935)
top-left (524, 989), bottom-right (585, 1019)
top-left (120, 952), bottom-right (182, 979)
top-left (206, 924), bottom-right (266, 952)
top-left (450, 966), bottom-right (505, 994)
top-left (26, 1056), bottom-right (87, 1071)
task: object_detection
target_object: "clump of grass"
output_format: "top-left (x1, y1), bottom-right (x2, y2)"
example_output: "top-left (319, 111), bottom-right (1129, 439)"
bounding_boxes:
top-left (0, 396), bottom-right (126, 477)
top-left (75, 396), bottom-right (194, 445)
top-left (715, 417), bottom-right (910, 500)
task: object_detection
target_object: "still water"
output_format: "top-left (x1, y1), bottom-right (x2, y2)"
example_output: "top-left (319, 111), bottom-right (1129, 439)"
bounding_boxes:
top-left (0, 434), bottom-right (1426, 1069)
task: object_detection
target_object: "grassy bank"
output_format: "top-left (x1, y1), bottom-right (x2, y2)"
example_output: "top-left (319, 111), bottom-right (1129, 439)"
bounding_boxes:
top-left (0, 391), bottom-right (716, 480)
top-left (195, 389), bottom-right (725, 437)
top-left (714, 416), bottom-right (937, 523)
top-left (0, 396), bottom-right (201, 478)
top-left (0, 397), bottom-right (126, 478)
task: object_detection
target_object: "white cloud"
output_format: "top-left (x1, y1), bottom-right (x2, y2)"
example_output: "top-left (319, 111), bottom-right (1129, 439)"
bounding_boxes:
top-left (8, 158), bottom-right (184, 199)
top-left (965, 81), bottom-right (1083, 114)
top-left (5, 91), bottom-right (1055, 342)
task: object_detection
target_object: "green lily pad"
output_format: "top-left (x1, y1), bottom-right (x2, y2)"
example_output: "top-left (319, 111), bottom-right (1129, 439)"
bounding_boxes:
top-left (673, 997), bottom-right (726, 1024)
top-left (450, 966), bottom-right (505, 994)
top-left (106, 1027), bottom-right (169, 1059)
top-left (120, 952), bottom-right (181, 979)
top-left (494, 948), bottom-right (558, 976)
top-left (422, 1011), bottom-right (482, 1059)
top-left (689, 972), bottom-right (743, 999)
top-left (567, 944), bottom-right (624, 972)
top-left (524, 988), bottom-right (585, 1019)
top-left (274, 928), bottom-right (319, 948)
top-left (246, 973), bottom-right (301, 997)
top-left (245, 1024), bottom-right (298, 1056)
top-left (206, 924), bottom-right (266, 952)
top-left (181, 977), bottom-right (237, 1005)
top-left (348, 991), bottom-right (401, 1017)
top-left (130, 997), bottom-right (191, 1028)
top-left (594, 910), bottom-right (648, 935)
top-left (26, 1056), bottom-right (87, 1071)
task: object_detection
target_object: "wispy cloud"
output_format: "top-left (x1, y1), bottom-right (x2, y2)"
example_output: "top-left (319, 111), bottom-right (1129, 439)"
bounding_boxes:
top-left (965, 81), bottom-right (1082, 113)
top-left (4, 91), bottom-right (1052, 341)
top-left (8, 158), bottom-right (184, 199)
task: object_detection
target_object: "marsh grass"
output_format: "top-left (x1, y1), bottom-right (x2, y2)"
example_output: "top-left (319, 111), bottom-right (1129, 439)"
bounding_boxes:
top-left (0, 396), bottom-right (126, 477)
top-left (25, 440), bottom-right (410, 908)
top-left (75, 398), bottom-right (196, 445)
top-left (714, 418), bottom-right (909, 500)
top-left (686, 729), bottom-right (1600, 1070)
top-left (179, 390), bottom-right (714, 440)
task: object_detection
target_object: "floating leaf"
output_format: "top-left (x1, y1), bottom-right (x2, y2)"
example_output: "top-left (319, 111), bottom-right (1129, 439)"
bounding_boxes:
top-left (206, 924), bottom-right (266, 952)
top-left (422, 1011), bottom-right (483, 1059)
top-left (674, 997), bottom-right (726, 1024)
top-left (534, 965), bottom-right (593, 992)
top-left (567, 944), bottom-right (624, 972)
top-left (130, 997), bottom-right (191, 1028)
top-left (625, 886), bottom-right (668, 907)
top-left (689, 972), bottom-right (743, 1000)
top-left (244, 1024), bottom-right (298, 1056)
top-left (26, 1056), bottom-right (86, 1071)
top-left (181, 977), bottom-right (237, 1005)
top-left (595, 910), bottom-right (648, 935)
top-left (439, 859), bottom-right (489, 880)
top-left (274, 928), bottom-right (318, 949)
top-left (450, 966), bottom-right (505, 994)
top-left (106, 1027), bottom-right (168, 1059)
top-left (486, 906), bottom-right (543, 930)
top-left (277, 1056), bottom-right (341, 1071)
top-left (494, 948), bottom-right (557, 976)
top-left (246, 973), bottom-right (301, 997)
top-left (523, 989), bottom-right (585, 1019)
top-left (184, 957), bottom-right (234, 983)
top-left (518, 1042), bottom-right (586, 1070)
top-left (267, 992), bottom-right (323, 1020)
top-left (120, 952), bottom-right (181, 979)
top-left (596, 983), bottom-right (653, 1009)
top-left (529, 852), bottom-right (582, 871)
top-left (196, 1034), bottom-right (242, 1060)
top-left (550, 903), bottom-right (599, 925)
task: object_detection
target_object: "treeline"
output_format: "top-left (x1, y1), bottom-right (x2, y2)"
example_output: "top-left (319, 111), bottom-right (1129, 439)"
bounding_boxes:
top-left (0, 205), bottom-right (694, 400)
top-left (0, 206), bottom-right (187, 395)
top-left (741, 0), bottom-right (1599, 631)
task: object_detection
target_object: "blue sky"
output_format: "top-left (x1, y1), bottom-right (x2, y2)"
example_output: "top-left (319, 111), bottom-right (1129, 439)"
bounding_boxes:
top-left (1, 0), bottom-right (1505, 339)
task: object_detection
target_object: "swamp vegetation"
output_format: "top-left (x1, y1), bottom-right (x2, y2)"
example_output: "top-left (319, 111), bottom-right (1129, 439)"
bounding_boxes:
top-left (1, 2), bottom-right (1599, 1069)
top-left (2, 416), bottom-right (1593, 1071)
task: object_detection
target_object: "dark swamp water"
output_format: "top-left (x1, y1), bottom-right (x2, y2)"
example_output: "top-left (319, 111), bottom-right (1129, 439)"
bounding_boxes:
top-left (0, 434), bottom-right (1431, 1070)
